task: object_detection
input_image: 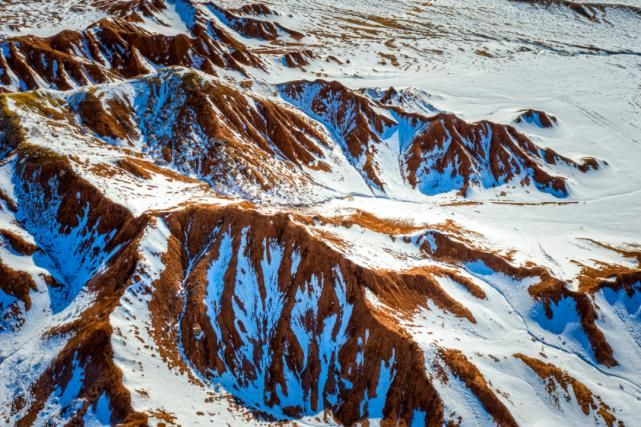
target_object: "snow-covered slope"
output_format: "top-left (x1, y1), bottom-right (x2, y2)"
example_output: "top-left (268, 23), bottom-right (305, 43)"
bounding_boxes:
top-left (1, 0), bottom-right (641, 426)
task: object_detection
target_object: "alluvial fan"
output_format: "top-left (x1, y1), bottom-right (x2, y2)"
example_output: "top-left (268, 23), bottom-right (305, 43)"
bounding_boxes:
top-left (1, 0), bottom-right (641, 425)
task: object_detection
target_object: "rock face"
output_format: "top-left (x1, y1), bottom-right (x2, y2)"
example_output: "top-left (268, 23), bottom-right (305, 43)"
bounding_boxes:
top-left (67, 69), bottom-right (333, 201)
top-left (1, 0), bottom-right (640, 426)
top-left (401, 112), bottom-right (596, 196)
top-left (154, 206), bottom-right (447, 425)
top-left (515, 109), bottom-right (558, 128)
top-left (280, 79), bottom-right (598, 197)
top-left (0, 0), bottom-right (302, 92)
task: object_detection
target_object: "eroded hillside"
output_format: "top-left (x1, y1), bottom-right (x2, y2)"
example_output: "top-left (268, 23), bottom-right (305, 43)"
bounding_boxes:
top-left (1, 0), bottom-right (641, 426)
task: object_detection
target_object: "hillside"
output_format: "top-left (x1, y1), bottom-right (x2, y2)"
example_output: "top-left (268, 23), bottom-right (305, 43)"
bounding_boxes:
top-left (1, 0), bottom-right (640, 425)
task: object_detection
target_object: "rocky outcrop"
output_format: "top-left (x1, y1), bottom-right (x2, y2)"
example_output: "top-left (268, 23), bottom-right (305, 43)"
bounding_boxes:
top-left (362, 86), bottom-right (440, 115)
top-left (515, 109), bottom-right (558, 128)
top-left (150, 205), bottom-right (451, 425)
top-left (204, 3), bottom-right (303, 41)
top-left (400, 112), bottom-right (597, 197)
top-left (283, 50), bottom-right (315, 68)
top-left (0, 0), bottom-right (294, 93)
top-left (281, 79), bottom-right (599, 197)
top-left (279, 79), bottom-right (394, 190)
top-left (64, 69), bottom-right (336, 200)
top-left (514, 353), bottom-right (617, 425)
top-left (230, 3), bottom-right (279, 17)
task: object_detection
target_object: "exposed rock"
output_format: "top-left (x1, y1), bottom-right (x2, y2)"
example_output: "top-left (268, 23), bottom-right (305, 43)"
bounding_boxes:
top-left (515, 109), bottom-right (558, 128)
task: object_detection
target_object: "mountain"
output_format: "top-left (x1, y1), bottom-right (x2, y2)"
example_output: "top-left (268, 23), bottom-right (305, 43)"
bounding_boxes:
top-left (1, 0), bottom-right (641, 426)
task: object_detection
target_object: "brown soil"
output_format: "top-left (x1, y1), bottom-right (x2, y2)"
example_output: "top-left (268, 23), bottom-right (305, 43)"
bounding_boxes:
top-left (10, 145), bottom-right (148, 425)
top-left (515, 109), bottom-right (558, 128)
top-left (573, 240), bottom-right (641, 296)
top-left (230, 3), bottom-right (278, 17)
top-left (292, 209), bottom-right (425, 235)
top-left (514, 353), bottom-right (617, 426)
top-left (439, 349), bottom-right (518, 427)
top-left (144, 204), bottom-right (448, 425)
top-left (0, 261), bottom-right (37, 310)
top-left (0, 1), bottom-right (271, 93)
top-left (283, 50), bottom-right (315, 68)
top-left (0, 229), bottom-right (38, 255)
top-left (401, 112), bottom-right (597, 196)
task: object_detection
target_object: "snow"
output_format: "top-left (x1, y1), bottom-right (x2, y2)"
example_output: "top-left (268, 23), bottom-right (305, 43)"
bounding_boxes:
top-left (593, 288), bottom-right (641, 367)
top-left (360, 352), bottom-right (396, 421)
top-left (16, 180), bottom-right (120, 313)
top-left (83, 392), bottom-right (112, 427)
top-left (202, 228), bottom-right (354, 419)
top-left (135, 1), bottom-right (192, 36)
top-left (110, 219), bottom-right (293, 426)
top-left (2, 0), bottom-right (641, 424)
top-left (399, 266), bottom-right (641, 425)
top-left (0, 1), bottom-right (108, 38)
top-left (35, 354), bottom-right (85, 425)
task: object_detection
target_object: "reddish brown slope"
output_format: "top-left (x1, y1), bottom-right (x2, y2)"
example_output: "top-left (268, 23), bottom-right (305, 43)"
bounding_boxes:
top-left (280, 79), bottom-right (599, 197)
top-left (0, 0), bottom-right (298, 93)
top-left (400, 111), bottom-right (598, 196)
top-left (2, 147), bottom-right (147, 425)
top-left (60, 69), bottom-right (336, 197)
top-left (154, 205), bottom-right (453, 425)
